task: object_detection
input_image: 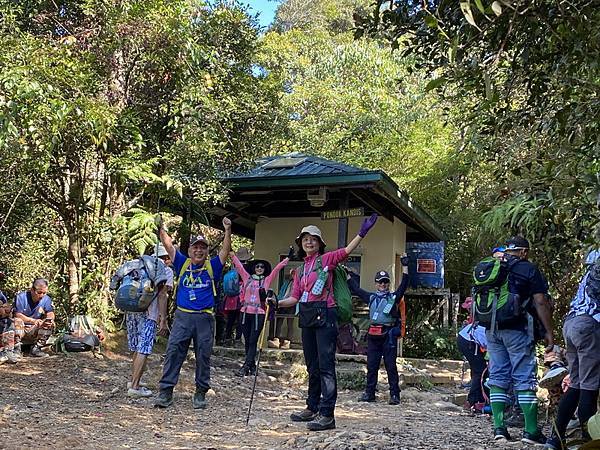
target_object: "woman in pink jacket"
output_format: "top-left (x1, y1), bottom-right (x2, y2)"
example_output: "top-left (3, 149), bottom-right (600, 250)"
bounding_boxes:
top-left (229, 251), bottom-right (289, 376)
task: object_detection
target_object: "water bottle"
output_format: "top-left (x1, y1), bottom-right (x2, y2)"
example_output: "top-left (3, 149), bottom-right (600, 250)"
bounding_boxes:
top-left (311, 266), bottom-right (329, 295)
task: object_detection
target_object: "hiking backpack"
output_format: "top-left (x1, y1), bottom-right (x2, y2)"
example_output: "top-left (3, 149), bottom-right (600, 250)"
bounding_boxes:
top-left (471, 256), bottom-right (521, 332)
top-left (298, 256), bottom-right (353, 324)
top-left (55, 315), bottom-right (102, 353)
top-left (223, 268), bottom-right (241, 297)
top-left (110, 256), bottom-right (166, 312)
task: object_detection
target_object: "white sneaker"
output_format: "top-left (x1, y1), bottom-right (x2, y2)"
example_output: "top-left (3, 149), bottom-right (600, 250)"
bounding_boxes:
top-left (280, 339), bottom-right (291, 350)
top-left (127, 386), bottom-right (153, 398)
top-left (267, 338), bottom-right (280, 349)
top-left (0, 351), bottom-right (7, 364)
top-left (127, 381), bottom-right (148, 389)
top-left (539, 366), bottom-right (568, 389)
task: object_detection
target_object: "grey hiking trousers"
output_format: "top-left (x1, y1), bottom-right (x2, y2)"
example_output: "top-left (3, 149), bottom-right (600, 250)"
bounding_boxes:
top-left (159, 309), bottom-right (214, 393)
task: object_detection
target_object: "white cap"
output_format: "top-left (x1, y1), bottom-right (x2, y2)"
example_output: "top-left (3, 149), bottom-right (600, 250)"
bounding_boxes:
top-left (152, 244), bottom-right (169, 258)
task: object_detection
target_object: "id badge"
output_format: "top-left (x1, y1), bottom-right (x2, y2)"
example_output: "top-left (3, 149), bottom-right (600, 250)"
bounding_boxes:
top-left (383, 302), bottom-right (393, 314)
top-left (372, 312), bottom-right (379, 321)
top-left (300, 291), bottom-right (309, 303)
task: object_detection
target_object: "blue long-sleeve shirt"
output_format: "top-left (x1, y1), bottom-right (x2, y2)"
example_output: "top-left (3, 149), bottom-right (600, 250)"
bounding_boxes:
top-left (347, 272), bottom-right (409, 307)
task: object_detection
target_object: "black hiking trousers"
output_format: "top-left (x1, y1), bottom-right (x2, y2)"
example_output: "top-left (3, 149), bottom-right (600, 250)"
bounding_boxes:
top-left (241, 312), bottom-right (265, 369)
top-left (302, 308), bottom-right (338, 418)
top-left (457, 334), bottom-right (487, 405)
top-left (366, 332), bottom-right (400, 397)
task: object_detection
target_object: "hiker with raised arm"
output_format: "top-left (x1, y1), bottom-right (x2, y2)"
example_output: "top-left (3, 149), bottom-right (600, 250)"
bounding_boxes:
top-left (273, 214), bottom-right (378, 431)
top-left (230, 249), bottom-right (290, 377)
top-left (154, 217), bottom-right (232, 410)
top-left (347, 254), bottom-right (409, 406)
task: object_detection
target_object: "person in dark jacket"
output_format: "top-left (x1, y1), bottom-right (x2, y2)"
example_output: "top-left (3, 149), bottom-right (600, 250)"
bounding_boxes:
top-left (347, 254), bottom-right (409, 405)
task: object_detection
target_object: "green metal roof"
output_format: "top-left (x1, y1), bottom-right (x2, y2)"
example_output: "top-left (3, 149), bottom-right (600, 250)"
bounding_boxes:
top-left (214, 153), bottom-right (445, 242)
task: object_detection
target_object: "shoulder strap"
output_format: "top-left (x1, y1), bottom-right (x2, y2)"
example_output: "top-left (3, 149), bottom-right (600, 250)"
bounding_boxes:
top-left (172, 258), bottom-right (191, 299)
top-left (203, 259), bottom-right (217, 297)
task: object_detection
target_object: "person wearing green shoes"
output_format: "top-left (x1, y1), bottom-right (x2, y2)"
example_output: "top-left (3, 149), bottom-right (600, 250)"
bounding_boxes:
top-left (485, 236), bottom-right (554, 445)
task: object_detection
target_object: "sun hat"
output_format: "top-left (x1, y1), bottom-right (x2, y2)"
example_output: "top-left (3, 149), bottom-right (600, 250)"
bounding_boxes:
top-left (295, 225), bottom-right (326, 246)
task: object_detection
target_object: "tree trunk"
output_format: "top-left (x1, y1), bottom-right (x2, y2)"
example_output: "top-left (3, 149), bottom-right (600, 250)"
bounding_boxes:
top-left (67, 226), bottom-right (81, 311)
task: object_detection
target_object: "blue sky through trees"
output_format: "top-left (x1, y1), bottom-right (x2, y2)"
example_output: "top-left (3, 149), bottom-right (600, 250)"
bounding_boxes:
top-left (244, 0), bottom-right (277, 28)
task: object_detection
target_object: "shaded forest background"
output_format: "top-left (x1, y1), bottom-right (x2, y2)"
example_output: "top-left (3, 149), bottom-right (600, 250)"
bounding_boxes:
top-left (0, 0), bottom-right (598, 357)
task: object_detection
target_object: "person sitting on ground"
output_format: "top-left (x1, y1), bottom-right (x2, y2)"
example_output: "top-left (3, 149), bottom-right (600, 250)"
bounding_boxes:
top-left (13, 278), bottom-right (55, 357)
top-left (230, 250), bottom-right (290, 376)
top-left (115, 247), bottom-right (172, 398)
top-left (0, 284), bottom-right (19, 364)
top-left (154, 217), bottom-right (232, 410)
top-left (347, 255), bottom-right (409, 406)
top-left (545, 249), bottom-right (600, 449)
top-left (457, 297), bottom-right (489, 413)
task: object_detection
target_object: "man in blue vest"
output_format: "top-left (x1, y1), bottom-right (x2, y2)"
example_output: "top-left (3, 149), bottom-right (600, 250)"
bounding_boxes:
top-left (154, 217), bottom-right (232, 410)
top-left (14, 278), bottom-right (55, 357)
top-left (347, 255), bottom-right (409, 405)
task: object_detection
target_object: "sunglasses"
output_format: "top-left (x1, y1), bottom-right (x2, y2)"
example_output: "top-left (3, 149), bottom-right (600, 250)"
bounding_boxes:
top-left (34, 290), bottom-right (47, 295)
top-left (255, 264), bottom-right (265, 269)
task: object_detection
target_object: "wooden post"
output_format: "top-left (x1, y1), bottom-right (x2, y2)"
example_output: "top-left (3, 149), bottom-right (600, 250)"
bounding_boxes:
top-left (442, 295), bottom-right (449, 328)
top-left (452, 293), bottom-right (460, 333)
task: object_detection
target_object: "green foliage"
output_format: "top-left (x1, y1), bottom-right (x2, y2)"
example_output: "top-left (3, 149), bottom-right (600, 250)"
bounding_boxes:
top-left (0, 0), bottom-right (285, 326)
top-left (356, 1), bottom-right (600, 310)
top-left (403, 325), bottom-right (461, 360)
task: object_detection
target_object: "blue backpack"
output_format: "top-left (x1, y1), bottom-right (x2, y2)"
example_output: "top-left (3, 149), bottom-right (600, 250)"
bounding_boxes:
top-left (111, 256), bottom-right (163, 312)
top-left (223, 269), bottom-right (240, 296)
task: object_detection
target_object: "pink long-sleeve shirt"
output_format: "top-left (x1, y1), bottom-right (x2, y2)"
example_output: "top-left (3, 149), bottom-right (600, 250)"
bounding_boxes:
top-left (231, 254), bottom-right (289, 315)
top-left (291, 248), bottom-right (348, 308)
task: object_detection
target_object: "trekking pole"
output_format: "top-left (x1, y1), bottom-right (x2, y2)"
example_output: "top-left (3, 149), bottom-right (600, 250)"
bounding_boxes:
top-left (245, 290), bottom-right (273, 426)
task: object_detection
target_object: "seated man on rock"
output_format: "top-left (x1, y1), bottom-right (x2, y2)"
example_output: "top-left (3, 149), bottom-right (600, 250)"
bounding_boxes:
top-left (14, 278), bottom-right (55, 357)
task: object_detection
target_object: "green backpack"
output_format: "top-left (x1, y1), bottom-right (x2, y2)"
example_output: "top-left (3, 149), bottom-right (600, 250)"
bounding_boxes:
top-left (472, 256), bottom-right (521, 332)
top-left (298, 256), bottom-right (353, 324)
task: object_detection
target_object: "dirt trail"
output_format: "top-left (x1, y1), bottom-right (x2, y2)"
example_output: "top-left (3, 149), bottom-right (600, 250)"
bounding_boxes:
top-left (1, 348), bottom-right (550, 449)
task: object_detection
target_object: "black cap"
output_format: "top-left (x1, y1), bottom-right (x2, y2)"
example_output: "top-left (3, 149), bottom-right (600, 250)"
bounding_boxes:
top-left (505, 236), bottom-right (530, 250)
top-left (374, 270), bottom-right (391, 282)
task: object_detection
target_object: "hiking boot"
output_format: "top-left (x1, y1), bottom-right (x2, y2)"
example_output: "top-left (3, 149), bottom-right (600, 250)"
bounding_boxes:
top-left (539, 365), bottom-right (568, 389)
top-left (522, 429), bottom-right (546, 446)
top-left (358, 392), bottom-right (376, 402)
top-left (5, 351), bottom-right (20, 364)
top-left (471, 401), bottom-right (485, 413)
top-left (30, 346), bottom-right (49, 357)
top-left (128, 386), bottom-right (153, 398)
top-left (388, 394), bottom-right (400, 405)
top-left (543, 435), bottom-right (563, 450)
top-left (154, 390), bottom-right (173, 408)
top-left (307, 414), bottom-right (336, 431)
top-left (193, 390), bottom-right (207, 410)
top-left (267, 338), bottom-right (280, 349)
top-left (280, 339), bottom-right (291, 350)
top-left (494, 427), bottom-right (511, 442)
top-left (0, 351), bottom-right (7, 364)
top-left (235, 365), bottom-right (250, 377)
top-left (290, 408), bottom-right (318, 422)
